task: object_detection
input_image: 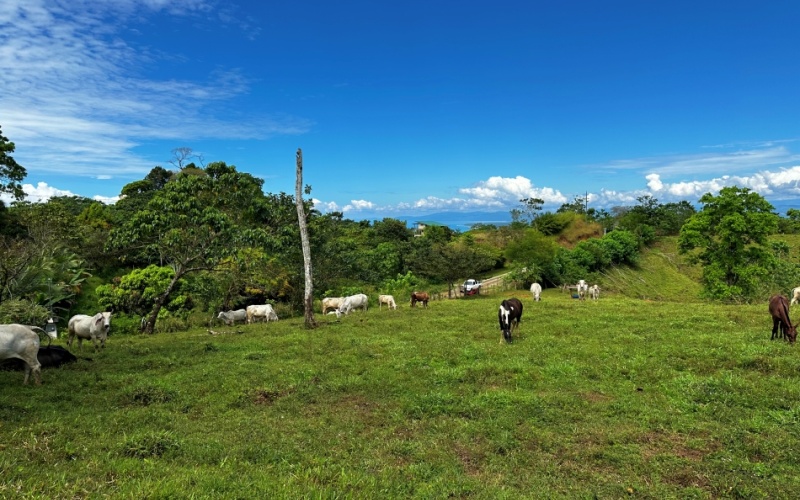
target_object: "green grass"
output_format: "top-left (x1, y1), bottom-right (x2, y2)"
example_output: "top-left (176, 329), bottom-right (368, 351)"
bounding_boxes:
top-left (3, 290), bottom-right (800, 498)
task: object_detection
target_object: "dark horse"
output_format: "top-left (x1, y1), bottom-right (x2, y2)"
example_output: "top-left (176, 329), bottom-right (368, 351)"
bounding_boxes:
top-left (498, 298), bottom-right (523, 344)
top-left (769, 294), bottom-right (797, 343)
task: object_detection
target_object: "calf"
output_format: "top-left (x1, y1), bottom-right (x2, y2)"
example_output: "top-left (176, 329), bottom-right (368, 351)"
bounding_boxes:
top-left (769, 294), bottom-right (797, 343)
top-left (589, 285), bottom-right (600, 300)
top-left (378, 294), bottom-right (397, 310)
top-left (498, 298), bottom-right (523, 344)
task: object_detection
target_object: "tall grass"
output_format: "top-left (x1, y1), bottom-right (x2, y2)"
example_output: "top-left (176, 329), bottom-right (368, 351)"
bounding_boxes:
top-left (2, 290), bottom-right (799, 498)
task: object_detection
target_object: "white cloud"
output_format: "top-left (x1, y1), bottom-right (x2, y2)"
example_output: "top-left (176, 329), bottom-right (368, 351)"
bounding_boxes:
top-left (342, 199), bottom-right (376, 212)
top-left (0, 0), bottom-right (309, 182)
top-left (0, 181), bottom-right (75, 204)
top-left (458, 175), bottom-right (567, 204)
top-left (596, 145), bottom-right (800, 178)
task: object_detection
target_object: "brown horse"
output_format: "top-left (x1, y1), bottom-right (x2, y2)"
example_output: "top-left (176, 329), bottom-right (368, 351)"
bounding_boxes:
top-left (769, 294), bottom-right (797, 343)
top-left (410, 291), bottom-right (429, 308)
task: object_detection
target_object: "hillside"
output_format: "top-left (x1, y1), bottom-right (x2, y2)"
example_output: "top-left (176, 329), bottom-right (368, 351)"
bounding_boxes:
top-left (599, 236), bottom-right (704, 302)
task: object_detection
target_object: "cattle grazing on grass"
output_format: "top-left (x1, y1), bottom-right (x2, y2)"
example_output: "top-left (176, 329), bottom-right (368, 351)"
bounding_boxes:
top-left (498, 298), bottom-right (523, 344)
top-left (217, 309), bottom-right (247, 326)
top-left (335, 293), bottom-right (369, 318)
top-left (769, 294), bottom-right (797, 343)
top-left (530, 283), bottom-right (542, 301)
top-left (0, 324), bottom-right (57, 385)
top-left (68, 312), bottom-right (112, 351)
top-left (791, 286), bottom-right (800, 306)
top-left (246, 304), bottom-right (279, 324)
top-left (410, 291), bottom-right (430, 308)
top-left (379, 294), bottom-right (397, 310)
top-left (577, 280), bottom-right (589, 300)
top-left (322, 297), bottom-right (344, 315)
top-left (589, 284), bottom-right (600, 300)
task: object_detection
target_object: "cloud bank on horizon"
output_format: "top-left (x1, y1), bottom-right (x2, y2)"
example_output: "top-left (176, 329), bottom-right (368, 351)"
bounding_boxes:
top-left (3, 1), bottom-right (800, 217)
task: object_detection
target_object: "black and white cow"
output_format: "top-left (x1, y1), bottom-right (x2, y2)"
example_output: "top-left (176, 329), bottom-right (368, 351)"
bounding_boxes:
top-left (498, 298), bottom-right (523, 344)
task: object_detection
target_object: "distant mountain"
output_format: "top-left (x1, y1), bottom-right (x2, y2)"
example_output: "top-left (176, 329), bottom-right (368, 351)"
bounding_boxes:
top-left (770, 199), bottom-right (800, 215)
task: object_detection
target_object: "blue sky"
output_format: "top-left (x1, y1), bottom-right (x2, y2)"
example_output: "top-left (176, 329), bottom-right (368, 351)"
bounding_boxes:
top-left (2, 0), bottom-right (800, 219)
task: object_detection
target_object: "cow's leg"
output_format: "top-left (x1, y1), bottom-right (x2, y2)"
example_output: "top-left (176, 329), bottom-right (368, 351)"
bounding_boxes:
top-left (772, 318), bottom-right (781, 340)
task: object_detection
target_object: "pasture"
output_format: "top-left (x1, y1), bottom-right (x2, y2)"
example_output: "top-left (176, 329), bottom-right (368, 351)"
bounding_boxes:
top-left (2, 291), bottom-right (800, 498)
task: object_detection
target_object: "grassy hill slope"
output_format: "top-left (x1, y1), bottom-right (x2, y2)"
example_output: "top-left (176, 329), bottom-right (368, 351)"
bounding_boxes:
top-left (599, 236), bottom-right (704, 302)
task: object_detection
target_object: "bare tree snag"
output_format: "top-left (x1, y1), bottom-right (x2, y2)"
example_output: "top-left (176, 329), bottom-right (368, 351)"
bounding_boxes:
top-left (295, 148), bottom-right (317, 328)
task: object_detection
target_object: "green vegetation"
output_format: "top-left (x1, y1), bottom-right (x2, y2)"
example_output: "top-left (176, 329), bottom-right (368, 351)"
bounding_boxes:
top-left (3, 292), bottom-right (800, 497)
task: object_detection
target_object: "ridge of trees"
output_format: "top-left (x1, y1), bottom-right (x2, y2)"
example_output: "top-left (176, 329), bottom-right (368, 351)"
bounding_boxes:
top-left (2, 131), bottom-right (800, 329)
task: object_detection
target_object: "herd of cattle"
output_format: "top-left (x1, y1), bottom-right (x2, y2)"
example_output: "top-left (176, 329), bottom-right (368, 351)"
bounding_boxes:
top-left (5, 281), bottom-right (800, 385)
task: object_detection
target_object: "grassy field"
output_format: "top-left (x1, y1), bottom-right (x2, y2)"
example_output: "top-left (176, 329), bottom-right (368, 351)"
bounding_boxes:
top-left (3, 288), bottom-right (800, 498)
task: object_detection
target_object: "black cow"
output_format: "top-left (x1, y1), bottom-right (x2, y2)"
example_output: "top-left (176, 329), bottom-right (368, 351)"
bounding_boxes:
top-left (0, 345), bottom-right (78, 371)
top-left (498, 298), bottom-right (523, 344)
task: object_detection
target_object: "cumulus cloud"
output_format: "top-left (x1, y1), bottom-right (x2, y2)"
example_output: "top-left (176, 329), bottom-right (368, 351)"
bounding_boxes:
top-left (0, 182), bottom-right (75, 204)
top-left (0, 0), bottom-right (309, 181)
top-left (459, 176), bottom-right (567, 205)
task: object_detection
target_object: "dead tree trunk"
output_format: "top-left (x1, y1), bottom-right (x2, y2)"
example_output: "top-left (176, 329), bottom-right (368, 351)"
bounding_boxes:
top-left (295, 148), bottom-right (317, 329)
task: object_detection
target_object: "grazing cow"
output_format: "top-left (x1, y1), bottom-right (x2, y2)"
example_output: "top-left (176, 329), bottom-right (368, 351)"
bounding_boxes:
top-left (577, 280), bottom-right (589, 300)
top-left (379, 294), bottom-right (397, 310)
top-left (68, 312), bottom-right (112, 351)
top-left (589, 284), bottom-right (600, 300)
top-left (498, 298), bottom-right (523, 344)
top-left (246, 304), bottom-right (279, 324)
top-left (769, 294), bottom-right (797, 343)
top-left (217, 309), bottom-right (247, 326)
top-left (335, 293), bottom-right (369, 318)
top-left (0, 324), bottom-right (56, 384)
top-left (530, 283), bottom-right (542, 301)
top-left (791, 286), bottom-right (800, 306)
top-left (410, 291), bottom-right (430, 308)
top-left (322, 297), bottom-right (344, 315)
top-left (1, 345), bottom-right (78, 372)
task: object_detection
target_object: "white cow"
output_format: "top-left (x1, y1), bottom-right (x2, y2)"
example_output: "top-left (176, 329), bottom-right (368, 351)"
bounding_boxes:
top-left (246, 304), bottom-right (279, 323)
top-left (791, 286), bottom-right (800, 306)
top-left (321, 297), bottom-right (344, 315)
top-left (378, 294), bottom-right (397, 310)
top-left (589, 284), bottom-right (600, 300)
top-left (335, 293), bottom-right (369, 318)
top-left (0, 324), bottom-right (56, 385)
top-left (577, 280), bottom-right (589, 300)
top-left (530, 282), bottom-right (542, 301)
top-left (68, 312), bottom-right (112, 351)
top-left (217, 309), bottom-right (247, 326)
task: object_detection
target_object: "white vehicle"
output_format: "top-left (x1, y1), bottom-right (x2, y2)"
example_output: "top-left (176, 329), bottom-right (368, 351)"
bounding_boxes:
top-left (461, 279), bottom-right (482, 295)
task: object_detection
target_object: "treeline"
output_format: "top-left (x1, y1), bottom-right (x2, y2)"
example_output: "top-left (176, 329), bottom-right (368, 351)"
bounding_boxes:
top-left (2, 161), bottom-right (799, 332)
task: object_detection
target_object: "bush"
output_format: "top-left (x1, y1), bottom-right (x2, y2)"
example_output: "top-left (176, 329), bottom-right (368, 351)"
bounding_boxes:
top-left (0, 299), bottom-right (52, 326)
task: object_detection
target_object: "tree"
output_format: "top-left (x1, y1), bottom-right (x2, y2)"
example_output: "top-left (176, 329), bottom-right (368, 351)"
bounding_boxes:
top-left (678, 187), bottom-right (778, 301)
top-left (510, 197), bottom-right (544, 225)
top-left (295, 149), bottom-right (317, 329)
top-left (107, 166), bottom-right (263, 333)
top-left (0, 125), bottom-right (26, 201)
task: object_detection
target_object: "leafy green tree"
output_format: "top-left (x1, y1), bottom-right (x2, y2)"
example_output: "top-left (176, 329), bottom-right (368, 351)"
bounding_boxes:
top-left (0, 125), bottom-right (26, 201)
top-left (108, 166), bottom-right (266, 333)
top-left (678, 187), bottom-right (779, 301)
